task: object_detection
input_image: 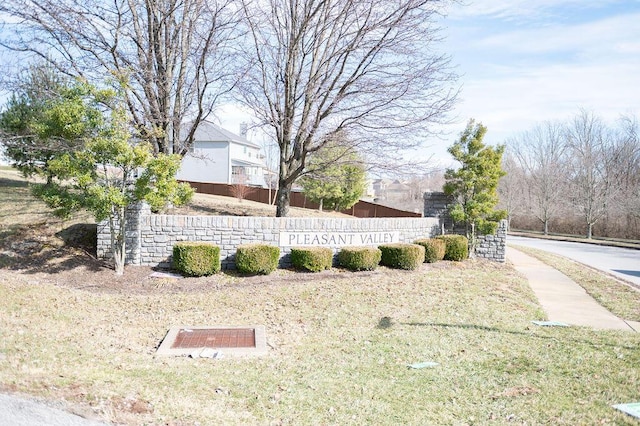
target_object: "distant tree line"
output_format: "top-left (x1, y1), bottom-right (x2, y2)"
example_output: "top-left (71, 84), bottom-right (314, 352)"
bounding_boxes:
top-left (499, 109), bottom-right (640, 240)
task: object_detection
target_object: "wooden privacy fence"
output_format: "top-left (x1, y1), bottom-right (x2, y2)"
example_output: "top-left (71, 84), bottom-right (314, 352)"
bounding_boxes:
top-left (181, 181), bottom-right (422, 218)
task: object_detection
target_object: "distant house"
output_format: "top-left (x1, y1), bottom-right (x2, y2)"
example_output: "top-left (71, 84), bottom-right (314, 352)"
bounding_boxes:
top-left (176, 120), bottom-right (267, 187)
top-left (372, 178), bottom-right (412, 201)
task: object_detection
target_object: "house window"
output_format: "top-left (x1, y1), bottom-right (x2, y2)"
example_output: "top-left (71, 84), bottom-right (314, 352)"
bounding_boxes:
top-left (232, 166), bottom-right (245, 176)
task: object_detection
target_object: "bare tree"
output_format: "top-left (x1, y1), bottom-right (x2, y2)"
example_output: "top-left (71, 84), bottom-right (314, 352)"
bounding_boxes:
top-left (0, 0), bottom-right (241, 155)
top-left (497, 149), bottom-right (526, 231)
top-left (607, 115), bottom-right (640, 236)
top-left (508, 121), bottom-right (567, 235)
top-left (231, 172), bottom-right (251, 202)
top-left (565, 110), bottom-right (617, 239)
top-left (615, 115), bottom-right (640, 213)
top-left (237, 0), bottom-right (457, 216)
top-left (257, 137), bottom-right (280, 205)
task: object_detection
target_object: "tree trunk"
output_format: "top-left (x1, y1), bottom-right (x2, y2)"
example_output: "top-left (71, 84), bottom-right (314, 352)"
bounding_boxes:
top-left (468, 222), bottom-right (476, 258)
top-left (110, 209), bottom-right (127, 275)
top-left (275, 182), bottom-right (292, 217)
top-left (587, 223), bottom-right (593, 239)
top-left (543, 220), bottom-right (549, 235)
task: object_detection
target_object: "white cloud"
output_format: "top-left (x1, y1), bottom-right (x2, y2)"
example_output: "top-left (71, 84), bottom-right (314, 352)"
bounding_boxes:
top-left (438, 1), bottom-right (640, 147)
top-left (449, 0), bottom-right (623, 21)
top-left (452, 59), bottom-right (640, 145)
top-left (475, 12), bottom-right (640, 59)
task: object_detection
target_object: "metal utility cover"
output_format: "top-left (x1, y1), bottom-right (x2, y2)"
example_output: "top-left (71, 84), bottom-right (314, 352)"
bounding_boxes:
top-left (156, 325), bottom-right (267, 357)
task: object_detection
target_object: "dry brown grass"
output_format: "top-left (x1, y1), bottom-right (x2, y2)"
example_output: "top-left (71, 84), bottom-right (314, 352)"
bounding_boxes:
top-left (167, 192), bottom-right (351, 218)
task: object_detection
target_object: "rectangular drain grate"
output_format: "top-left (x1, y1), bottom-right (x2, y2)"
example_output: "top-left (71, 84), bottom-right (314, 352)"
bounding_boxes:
top-left (171, 328), bottom-right (256, 349)
top-left (156, 325), bottom-right (267, 357)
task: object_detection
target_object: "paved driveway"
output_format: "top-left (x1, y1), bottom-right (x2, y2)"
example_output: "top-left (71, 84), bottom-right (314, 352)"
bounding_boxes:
top-left (508, 236), bottom-right (640, 288)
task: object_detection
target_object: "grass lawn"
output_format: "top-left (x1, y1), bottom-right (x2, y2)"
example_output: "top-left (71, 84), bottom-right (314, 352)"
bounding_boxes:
top-left (2, 265), bottom-right (639, 425)
top-left (0, 168), bottom-right (639, 424)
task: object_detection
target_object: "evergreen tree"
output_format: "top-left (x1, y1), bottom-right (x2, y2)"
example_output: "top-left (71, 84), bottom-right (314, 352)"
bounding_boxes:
top-left (444, 119), bottom-right (507, 247)
top-left (0, 65), bottom-right (100, 184)
top-left (14, 83), bottom-right (193, 275)
top-left (300, 143), bottom-right (366, 212)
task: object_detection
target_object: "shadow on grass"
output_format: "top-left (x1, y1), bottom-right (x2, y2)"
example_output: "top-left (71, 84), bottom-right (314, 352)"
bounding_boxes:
top-left (0, 223), bottom-right (106, 274)
top-left (403, 322), bottom-right (639, 350)
top-left (377, 316), bottom-right (393, 329)
top-left (0, 176), bottom-right (29, 189)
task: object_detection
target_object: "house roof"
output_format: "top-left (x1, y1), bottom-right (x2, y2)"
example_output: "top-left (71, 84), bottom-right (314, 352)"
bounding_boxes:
top-left (188, 120), bottom-right (261, 149)
top-left (231, 158), bottom-right (267, 168)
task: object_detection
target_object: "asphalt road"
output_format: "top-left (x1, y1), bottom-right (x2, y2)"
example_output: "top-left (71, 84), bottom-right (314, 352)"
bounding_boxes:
top-left (508, 236), bottom-right (640, 288)
top-left (0, 394), bottom-right (108, 426)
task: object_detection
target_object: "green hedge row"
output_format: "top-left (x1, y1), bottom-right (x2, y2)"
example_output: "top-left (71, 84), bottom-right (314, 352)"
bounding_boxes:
top-left (337, 246), bottom-right (382, 271)
top-left (172, 235), bottom-right (468, 276)
top-left (414, 238), bottom-right (446, 263)
top-left (172, 242), bottom-right (221, 277)
top-left (290, 247), bottom-right (333, 272)
top-left (235, 244), bottom-right (280, 275)
top-left (434, 234), bottom-right (469, 261)
top-left (379, 243), bottom-right (425, 270)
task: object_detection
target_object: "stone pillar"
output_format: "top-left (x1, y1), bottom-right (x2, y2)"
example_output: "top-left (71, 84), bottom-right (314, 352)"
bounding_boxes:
top-left (124, 202), bottom-right (151, 265)
top-left (474, 219), bottom-right (507, 263)
top-left (423, 191), bottom-right (455, 233)
top-left (96, 202), bottom-right (151, 265)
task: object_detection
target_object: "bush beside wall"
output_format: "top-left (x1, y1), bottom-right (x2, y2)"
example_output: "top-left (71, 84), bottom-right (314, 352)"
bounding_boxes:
top-left (235, 244), bottom-right (280, 275)
top-left (290, 247), bottom-right (333, 272)
top-left (337, 247), bottom-right (382, 271)
top-left (379, 243), bottom-right (425, 270)
top-left (414, 238), bottom-right (446, 263)
top-left (435, 235), bottom-right (469, 261)
top-left (172, 242), bottom-right (221, 276)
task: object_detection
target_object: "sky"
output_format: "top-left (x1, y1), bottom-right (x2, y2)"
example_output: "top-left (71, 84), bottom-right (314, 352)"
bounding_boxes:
top-left (217, 0), bottom-right (640, 167)
top-left (434, 0), bottom-right (640, 150)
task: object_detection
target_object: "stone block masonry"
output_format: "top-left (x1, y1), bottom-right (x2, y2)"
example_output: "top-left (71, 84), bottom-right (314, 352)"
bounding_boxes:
top-left (423, 191), bottom-right (508, 263)
top-left (97, 203), bottom-right (441, 269)
top-left (474, 220), bottom-right (508, 262)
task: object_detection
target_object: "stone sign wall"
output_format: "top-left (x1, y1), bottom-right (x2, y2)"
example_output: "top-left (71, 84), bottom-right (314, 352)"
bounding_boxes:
top-left (423, 191), bottom-right (507, 262)
top-left (97, 203), bottom-right (441, 269)
top-left (97, 192), bottom-right (507, 269)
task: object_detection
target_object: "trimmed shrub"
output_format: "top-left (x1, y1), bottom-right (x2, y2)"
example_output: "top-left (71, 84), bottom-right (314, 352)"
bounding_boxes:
top-left (434, 234), bottom-right (469, 261)
top-left (378, 243), bottom-right (425, 270)
top-left (337, 246), bottom-right (382, 271)
top-left (172, 242), bottom-right (221, 276)
top-left (414, 238), bottom-right (446, 263)
top-left (235, 244), bottom-right (280, 275)
top-left (290, 247), bottom-right (333, 272)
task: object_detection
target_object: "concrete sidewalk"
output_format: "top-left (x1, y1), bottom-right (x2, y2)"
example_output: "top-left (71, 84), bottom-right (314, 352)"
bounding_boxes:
top-left (507, 248), bottom-right (639, 332)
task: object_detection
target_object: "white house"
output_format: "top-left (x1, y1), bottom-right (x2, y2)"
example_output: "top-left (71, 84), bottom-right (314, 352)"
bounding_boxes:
top-left (176, 120), bottom-right (267, 187)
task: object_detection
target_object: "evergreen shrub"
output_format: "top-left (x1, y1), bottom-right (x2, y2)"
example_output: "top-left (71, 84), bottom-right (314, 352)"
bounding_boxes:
top-left (435, 235), bottom-right (469, 261)
top-left (378, 243), bottom-right (425, 270)
top-left (290, 247), bottom-right (333, 272)
top-left (414, 238), bottom-right (446, 263)
top-left (235, 244), bottom-right (280, 275)
top-left (172, 242), bottom-right (221, 276)
top-left (337, 246), bottom-right (381, 271)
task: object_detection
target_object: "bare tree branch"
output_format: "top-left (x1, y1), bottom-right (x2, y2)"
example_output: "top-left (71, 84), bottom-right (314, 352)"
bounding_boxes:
top-left (237, 0), bottom-right (458, 216)
top-left (0, 0), bottom-right (243, 155)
